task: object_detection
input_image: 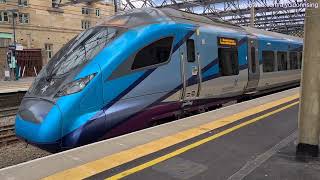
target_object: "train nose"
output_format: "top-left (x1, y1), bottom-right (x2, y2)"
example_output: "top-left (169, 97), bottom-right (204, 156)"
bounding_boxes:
top-left (15, 98), bottom-right (62, 144)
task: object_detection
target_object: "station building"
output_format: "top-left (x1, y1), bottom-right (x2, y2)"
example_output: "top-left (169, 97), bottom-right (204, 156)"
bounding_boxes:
top-left (0, 0), bottom-right (114, 79)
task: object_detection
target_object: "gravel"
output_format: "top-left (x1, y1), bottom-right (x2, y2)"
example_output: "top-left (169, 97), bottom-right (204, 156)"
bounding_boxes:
top-left (0, 116), bottom-right (52, 169)
top-left (0, 142), bottom-right (52, 169)
top-left (0, 116), bottom-right (15, 127)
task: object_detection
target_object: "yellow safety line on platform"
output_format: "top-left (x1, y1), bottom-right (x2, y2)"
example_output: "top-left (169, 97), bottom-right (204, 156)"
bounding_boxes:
top-left (107, 100), bottom-right (299, 180)
top-left (43, 93), bottom-right (299, 180)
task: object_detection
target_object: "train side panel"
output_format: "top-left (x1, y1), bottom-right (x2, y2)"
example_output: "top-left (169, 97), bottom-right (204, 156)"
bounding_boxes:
top-left (257, 38), bottom-right (302, 91)
top-left (180, 25), bottom-right (249, 99)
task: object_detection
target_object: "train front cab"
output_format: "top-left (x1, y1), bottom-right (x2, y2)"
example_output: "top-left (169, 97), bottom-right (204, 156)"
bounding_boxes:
top-left (14, 26), bottom-right (115, 151)
top-left (15, 98), bottom-right (63, 152)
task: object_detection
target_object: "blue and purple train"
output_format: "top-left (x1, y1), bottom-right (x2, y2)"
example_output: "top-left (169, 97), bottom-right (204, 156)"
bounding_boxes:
top-left (15, 8), bottom-right (303, 152)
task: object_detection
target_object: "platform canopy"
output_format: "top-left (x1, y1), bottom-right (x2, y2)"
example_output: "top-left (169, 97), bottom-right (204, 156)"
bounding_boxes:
top-left (58, 0), bottom-right (306, 37)
top-left (118, 0), bottom-right (306, 37)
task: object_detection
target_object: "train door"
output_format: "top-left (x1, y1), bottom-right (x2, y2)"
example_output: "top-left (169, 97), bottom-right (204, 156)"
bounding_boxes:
top-left (245, 37), bottom-right (260, 92)
top-left (215, 37), bottom-right (240, 98)
top-left (179, 31), bottom-right (202, 102)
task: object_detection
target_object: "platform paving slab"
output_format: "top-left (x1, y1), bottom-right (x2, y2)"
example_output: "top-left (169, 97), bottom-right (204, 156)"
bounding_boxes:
top-left (113, 102), bottom-right (299, 180)
top-left (0, 88), bottom-right (299, 180)
top-left (244, 141), bottom-right (320, 180)
top-left (0, 77), bottom-right (33, 93)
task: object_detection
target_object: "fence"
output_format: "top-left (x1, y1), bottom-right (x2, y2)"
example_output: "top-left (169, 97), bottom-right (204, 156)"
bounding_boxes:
top-left (16, 49), bottom-right (43, 77)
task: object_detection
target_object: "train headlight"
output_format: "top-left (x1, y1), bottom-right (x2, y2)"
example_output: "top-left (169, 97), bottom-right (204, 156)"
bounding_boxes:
top-left (56, 73), bottom-right (96, 97)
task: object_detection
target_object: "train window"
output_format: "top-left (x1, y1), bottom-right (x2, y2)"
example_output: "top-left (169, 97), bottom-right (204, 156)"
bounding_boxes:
top-left (289, 52), bottom-right (299, 70)
top-left (251, 47), bottom-right (256, 73)
top-left (131, 37), bottom-right (173, 70)
top-left (262, 51), bottom-right (275, 72)
top-left (277, 51), bottom-right (288, 71)
top-left (218, 47), bottom-right (239, 76)
top-left (44, 26), bottom-right (119, 76)
top-left (298, 52), bottom-right (303, 69)
top-left (187, 39), bottom-right (196, 62)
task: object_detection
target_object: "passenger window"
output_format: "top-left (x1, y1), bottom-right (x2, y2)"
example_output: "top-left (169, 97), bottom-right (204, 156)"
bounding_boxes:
top-left (251, 47), bottom-right (256, 73)
top-left (262, 51), bottom-right (275, 72)
top-left (277, 51), bottom-right (288, 71)
top-left (187, 39), bottom-right (196, 62)
top-left (298, 52), bottom-right (303, 69)
top-left (131, 37), bottom-right (173, 70)
top-left (218, 47), bottom-right (239, 76)
top-left (289, 52), bottom-right (299, 70)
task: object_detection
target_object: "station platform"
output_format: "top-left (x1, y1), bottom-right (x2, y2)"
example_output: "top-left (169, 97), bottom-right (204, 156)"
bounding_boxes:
top-left (0, 77), bottom-right (33, 93)
top-left (1, 87), bottom-right (319, 180)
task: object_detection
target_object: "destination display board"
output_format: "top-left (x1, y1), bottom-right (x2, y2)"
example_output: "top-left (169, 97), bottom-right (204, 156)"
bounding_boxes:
top-left (218, 37), bottom-right (238, 47)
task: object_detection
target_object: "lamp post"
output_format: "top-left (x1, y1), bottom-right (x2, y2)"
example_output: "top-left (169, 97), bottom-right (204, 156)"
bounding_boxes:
top-left (114, 0), bottom-right (118, 13)
top-left (6, 9), bottom-right (18, 46)
top-left (7, 9), bottom-right (19, 80)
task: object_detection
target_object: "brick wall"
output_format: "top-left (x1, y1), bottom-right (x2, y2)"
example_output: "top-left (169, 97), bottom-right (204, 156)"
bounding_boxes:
top-left (0, 0), bottom-right (115, 79)
top-left (0, 47), bottom-right (8, 79)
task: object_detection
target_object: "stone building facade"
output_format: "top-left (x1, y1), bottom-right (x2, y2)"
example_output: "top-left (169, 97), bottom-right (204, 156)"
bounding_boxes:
top-left (0, 0), bottom-right (114, 78)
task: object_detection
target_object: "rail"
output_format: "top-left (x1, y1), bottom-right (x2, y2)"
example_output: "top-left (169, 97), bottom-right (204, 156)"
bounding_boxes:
top-left (0, 124), bottom-right (19, 146)
top-left (0, 107), bottom-right (19, 118)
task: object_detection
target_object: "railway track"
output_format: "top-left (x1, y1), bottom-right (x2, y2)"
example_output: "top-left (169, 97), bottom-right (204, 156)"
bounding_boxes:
top-left (0, 92), bottom-right (24, 146)
top-left (0, 91), bottom-right (24, 118)
top-left (0, 91), bottom-right (25, 109)
top-left (0, 124), bottom-right (19, 146)
top-left (0, 106), bottom-right (19, 118)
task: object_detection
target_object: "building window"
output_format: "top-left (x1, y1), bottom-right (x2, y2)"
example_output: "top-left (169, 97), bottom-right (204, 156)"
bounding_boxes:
top-left (18, 0), bottom-right (28, 6)
top-left (0, 11), bottom-right (9, 22)
top-left (45, 44), bottom-right (53, 60)
top-left (96, 8), bottom-right (100, 16)
top-left (81, 20), bottom-right (91, 29)
top-left (131, 37), bottom-right (173, 70)
top-left (19, 13), bottom-right (29, 24)
top-left (289, 52), bottom-right (299, 70)
top-left (218, 47), bottom-right (239, 76)
top-left (277, 51), bottom-right (288, 71)
top-left (262, 51), bottom-right (275, 72)
top-left (0, 0), bottom-right (6, 4)
top-left (82, 7), bottom-right (90, 15)
top-left (0, 38), bottom-right (11, 48)
top-left (187, 39), bottom-right (195, 62)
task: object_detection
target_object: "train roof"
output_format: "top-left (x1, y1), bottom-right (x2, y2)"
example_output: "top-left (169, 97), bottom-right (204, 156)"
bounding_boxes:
top-left (242, 26), bottom-right (303, 43)
top-left (99, 7), bottom-right (241, 29)
top-left (99, 7), bottom-right (302, 44)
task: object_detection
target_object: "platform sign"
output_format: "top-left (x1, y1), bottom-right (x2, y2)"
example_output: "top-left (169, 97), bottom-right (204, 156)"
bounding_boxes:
top-left (4, 71), bottom-right (10, 77)
top-left (8, 44), bottom-right (23, 50)
top-left (218, 37), bottom-right (238, 47)
top-left (8, 45), bottom-right (16, 50)
top-left (16, 44), bottom-right (23, 51)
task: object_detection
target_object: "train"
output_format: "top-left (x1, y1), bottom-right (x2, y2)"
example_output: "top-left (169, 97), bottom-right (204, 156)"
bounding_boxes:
top-left (15, 8), bottom-right (303, 152)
